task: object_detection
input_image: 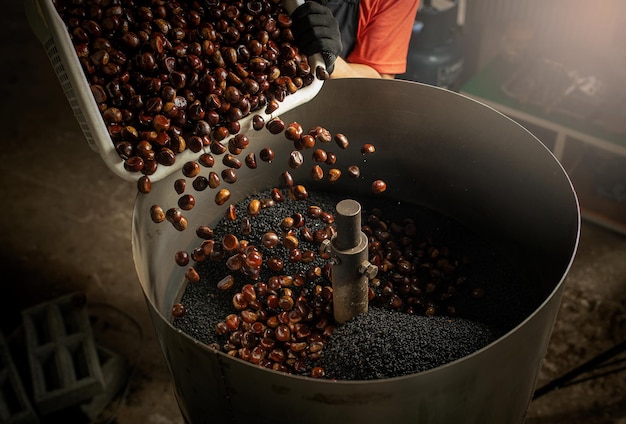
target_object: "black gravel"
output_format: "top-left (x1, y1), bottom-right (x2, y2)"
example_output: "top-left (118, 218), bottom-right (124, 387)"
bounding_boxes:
top-left (320, 307), bottom-right (496, 380)
top-left (173, 188), bottom-right (543, 380)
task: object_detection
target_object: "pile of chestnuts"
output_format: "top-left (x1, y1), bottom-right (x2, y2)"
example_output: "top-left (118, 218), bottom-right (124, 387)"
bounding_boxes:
top-left (54, 0), bottom-right (322, 177)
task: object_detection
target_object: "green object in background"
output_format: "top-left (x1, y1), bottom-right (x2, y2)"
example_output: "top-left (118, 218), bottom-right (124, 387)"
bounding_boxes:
top-left (461, 55), bottom-right (626, 148)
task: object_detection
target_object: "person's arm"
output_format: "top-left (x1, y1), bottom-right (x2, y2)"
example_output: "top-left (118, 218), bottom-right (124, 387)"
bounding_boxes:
top-left (290, 0), bottom-right (416, 79)
top-left (290, 2), bottom-right (342, 74)
top-left (331, 57), bottom-right (395, 79)
top-left (344, 0), bottom-right (420, 78)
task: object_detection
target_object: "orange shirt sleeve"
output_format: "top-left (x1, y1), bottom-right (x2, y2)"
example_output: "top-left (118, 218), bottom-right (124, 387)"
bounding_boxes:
top-left (346, 0), bottom-right (420, 75)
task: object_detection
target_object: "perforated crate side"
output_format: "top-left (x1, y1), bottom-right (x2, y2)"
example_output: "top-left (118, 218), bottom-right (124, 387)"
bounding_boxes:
top-left (43, 37), bottom-right (97, 152)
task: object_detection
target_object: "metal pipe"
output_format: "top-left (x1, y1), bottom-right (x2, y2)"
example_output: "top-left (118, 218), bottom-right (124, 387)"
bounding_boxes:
top-left (323, 199), bottom-right (377, 324)
top-left (335, 198), bottom-right (362, 250)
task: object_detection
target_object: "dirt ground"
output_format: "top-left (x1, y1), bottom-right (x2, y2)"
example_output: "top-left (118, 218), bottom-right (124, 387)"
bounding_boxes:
top-left (525, 221), bottom-right (626, 424)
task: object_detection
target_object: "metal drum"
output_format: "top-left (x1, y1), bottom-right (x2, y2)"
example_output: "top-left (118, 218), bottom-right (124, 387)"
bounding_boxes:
top-left (132, 78), bottom-right (580, 424)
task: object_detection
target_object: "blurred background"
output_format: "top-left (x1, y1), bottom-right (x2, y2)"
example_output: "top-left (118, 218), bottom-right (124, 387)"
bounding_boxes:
top-left (402, 0), bottom-right (626, 238)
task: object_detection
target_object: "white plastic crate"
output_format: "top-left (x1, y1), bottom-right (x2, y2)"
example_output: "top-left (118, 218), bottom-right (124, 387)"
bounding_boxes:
top-left (24, 0), bottom-right (324, 182)
top-left (21, 293), bottom-right (105, 415)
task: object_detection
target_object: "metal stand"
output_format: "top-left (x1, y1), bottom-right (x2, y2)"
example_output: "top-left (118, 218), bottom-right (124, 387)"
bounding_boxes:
top-left (533, 339), bottom-right (626, 399)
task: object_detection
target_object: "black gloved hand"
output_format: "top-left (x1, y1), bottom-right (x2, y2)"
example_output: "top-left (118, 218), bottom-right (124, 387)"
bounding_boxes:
top-left (290, 1), bottom-right (342, 74)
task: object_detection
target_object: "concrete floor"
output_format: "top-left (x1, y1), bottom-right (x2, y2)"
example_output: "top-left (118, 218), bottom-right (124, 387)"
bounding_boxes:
top-left (1, 1), bottom-right (625, 423)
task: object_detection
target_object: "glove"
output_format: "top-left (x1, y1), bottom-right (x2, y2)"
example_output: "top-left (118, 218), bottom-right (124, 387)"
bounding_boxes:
top-left (290, 1), bottom-right (342, 74)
